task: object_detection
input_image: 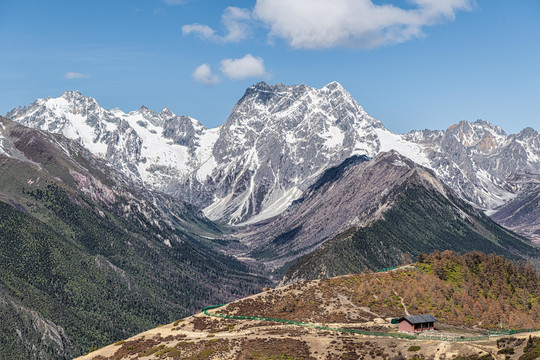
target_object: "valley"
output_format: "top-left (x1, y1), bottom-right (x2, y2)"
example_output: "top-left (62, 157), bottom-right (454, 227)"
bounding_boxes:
top-left (1, 82), bottom-right (539, 359)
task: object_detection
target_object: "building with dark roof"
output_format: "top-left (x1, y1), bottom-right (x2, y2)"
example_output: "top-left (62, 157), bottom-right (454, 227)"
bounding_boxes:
top-left (398, 314), bottom-right (438, 333)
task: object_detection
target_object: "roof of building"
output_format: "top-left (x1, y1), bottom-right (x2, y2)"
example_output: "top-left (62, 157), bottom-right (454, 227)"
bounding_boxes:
top-left (399, 314), bottom-right (439, 324)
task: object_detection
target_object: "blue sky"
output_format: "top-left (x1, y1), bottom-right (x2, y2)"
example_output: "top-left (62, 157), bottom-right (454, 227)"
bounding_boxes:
top-left (1, 0), bottom-right (539, 134)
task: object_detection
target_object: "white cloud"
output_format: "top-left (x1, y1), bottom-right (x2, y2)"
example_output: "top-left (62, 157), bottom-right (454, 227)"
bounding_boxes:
top-left (220, 54), bottom-right (266, 80)
top-left (182, 24), bottom-right (215, 39)
top-left (192, 63), bottom-right (220, 85)
top-left (254, 0), bottom-right (474, 49)
top-left (182, 6), bottom-right (252, 43)
top-left (64, 72), bottom-right (90, 79)
top-left (221, 7), bottom-right (252, 42)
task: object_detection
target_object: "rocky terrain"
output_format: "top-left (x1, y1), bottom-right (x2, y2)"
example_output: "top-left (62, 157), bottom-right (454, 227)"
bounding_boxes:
top-left (492, 175), bottom-right (540, 244)
top-left (7, 83), bottom-right (540, 236)
top-left (231, 151), bottom-right (537, 279)
top-left (78, 319), bottom-right (540, 360)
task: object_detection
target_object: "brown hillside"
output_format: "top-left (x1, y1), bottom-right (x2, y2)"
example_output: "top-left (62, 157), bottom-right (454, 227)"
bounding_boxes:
top-left (78, 251), bottom-right (540, 360)
top-left (219, 251), bottom-right (539, 329)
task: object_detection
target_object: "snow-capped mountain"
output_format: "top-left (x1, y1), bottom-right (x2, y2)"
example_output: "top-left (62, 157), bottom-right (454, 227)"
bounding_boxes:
top-left (7, 91), bottom-right (209, 190)
top-left (7, 83), bottom-right (540, 228)
top-left (403, 121), bottom-right (540, 211)
top-left (7, 83), bottom-right (387, 224)
top-left (178, 81), bottom-right (386, 223)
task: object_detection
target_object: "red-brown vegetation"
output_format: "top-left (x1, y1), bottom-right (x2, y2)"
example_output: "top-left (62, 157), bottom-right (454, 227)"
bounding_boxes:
top-left (219, 251), bottom-right (539, 329)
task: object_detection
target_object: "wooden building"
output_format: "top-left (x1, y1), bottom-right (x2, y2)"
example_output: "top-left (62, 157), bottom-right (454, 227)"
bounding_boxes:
top-left (398, 314), bottom-right (438, 333)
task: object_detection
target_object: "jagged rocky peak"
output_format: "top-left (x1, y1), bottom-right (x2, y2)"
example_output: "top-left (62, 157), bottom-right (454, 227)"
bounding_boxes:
top-left (162, 115), bottom-right (204, 147)
top-left (131, 105), bottom-right (161, 126)
top-left (60, 89), bottom-right (89, 101)
top-left (52, 90), bottom-right (102, 114)
top-left (160, 107), bottom-right (174, 117)
top-left (5, 91), bottom-right (210, 197)
top-left (517, 126), bottom-right (539, 140)
top-left (203, 81), bottom-right (386, 223)
top-left (445, 119), bottom-right (507, 150)
top-left (233, 81), bottom-right (374, 124)
top-left (216, 80), bottom-right (384, 155)
top-left (7, 82), bottom-right (540, 229)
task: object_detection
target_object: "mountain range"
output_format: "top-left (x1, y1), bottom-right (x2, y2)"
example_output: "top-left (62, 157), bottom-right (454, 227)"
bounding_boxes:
top-left (7, 82), bottom-right (540, 243)
top-left (229, 150), bottom-right (537, 282)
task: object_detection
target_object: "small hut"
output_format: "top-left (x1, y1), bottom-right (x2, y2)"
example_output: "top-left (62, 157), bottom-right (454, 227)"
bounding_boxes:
top-left (398, 314), bottom-right (438, 333)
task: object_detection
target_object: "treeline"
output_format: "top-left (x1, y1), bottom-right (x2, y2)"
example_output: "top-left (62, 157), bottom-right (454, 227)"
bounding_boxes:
top-left (339, 251), bottom-right (540, 328)
top-left (218, 251), bottom-right (539, 330)
top-left (284, 179), bottom-right (538, 283)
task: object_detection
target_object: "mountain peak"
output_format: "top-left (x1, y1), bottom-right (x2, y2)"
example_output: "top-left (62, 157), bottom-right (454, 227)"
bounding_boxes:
top-left (323, 81), bottom-right (345, 91)
top-left (160, 107), bottom-right (173, 117)
top-left (446, 119), bottom-right (507, 149)
top-left (59, 90), bottom-right (94, 104)
top-left (518, 126), bottom-right (538, 138)
top-left (61, 89), bottom-right (83, 97)
top-left (136, 105), bottom-right (159, 118)
top-left (447, 119), bottom-right (506, 135)
top-left (252, 81), bottom-right (270, 90)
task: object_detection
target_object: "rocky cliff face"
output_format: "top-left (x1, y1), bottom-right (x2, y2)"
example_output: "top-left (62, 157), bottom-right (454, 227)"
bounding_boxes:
top-left (7, 84), bottom-right (540, 232)
top-left (404, 121), bottom-right (540, 210)
top-left (492, 174), bottom-right (540, 244)
top-left (6, 91), bottom-right (207, 190)
top-left (186, 81), bottom-right (384, 224)
top-left (7, 83), bottom-right (385, 225)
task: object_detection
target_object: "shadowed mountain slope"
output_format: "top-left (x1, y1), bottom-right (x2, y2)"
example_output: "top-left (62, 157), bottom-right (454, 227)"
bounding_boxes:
top-left (231, 151), bottom-right (537, 281)
top-left (0, 116), bottom-right (268, 359)
top-left (281, 153), bottom-right (538, 284)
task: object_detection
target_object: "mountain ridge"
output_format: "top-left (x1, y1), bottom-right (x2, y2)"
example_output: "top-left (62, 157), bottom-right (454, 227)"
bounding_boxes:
top-left (76, 251), bottom-right (540, 360)
top-left (226, 150), bottom-right (537, 281)
top-left (6, 83), bottom-right (540, 239)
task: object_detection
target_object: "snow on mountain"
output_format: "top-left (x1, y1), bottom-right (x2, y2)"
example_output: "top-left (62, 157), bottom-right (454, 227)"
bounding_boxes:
top-left (6, 84), bottom-right (540, 227)
top-left (402, 120), bottom-right (540, 211)
top-left (7, 91), bottom-right (211, 191)
top-left (375, 128), bottom-right (431, 167)
top-left (0, 122), bottom-right (6, 156)
top-left (189, 81), bottom-right (386, 224)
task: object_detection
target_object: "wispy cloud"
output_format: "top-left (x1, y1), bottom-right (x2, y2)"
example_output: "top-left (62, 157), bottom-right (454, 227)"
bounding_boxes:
top-left (220, 7), bottom-right (252, 42)
top-left (64, 72), bottom-right (90, 79)
top-left (182, 24), bottom-right (215, 40)
top-left (182, 7), bottom-right (252, 43)
top-left (192, 63), bottom-right (220, 86)
top-left (184, 0), bottom-right (473, 49)
top-left (220, 54), bottom-right (266, 80)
